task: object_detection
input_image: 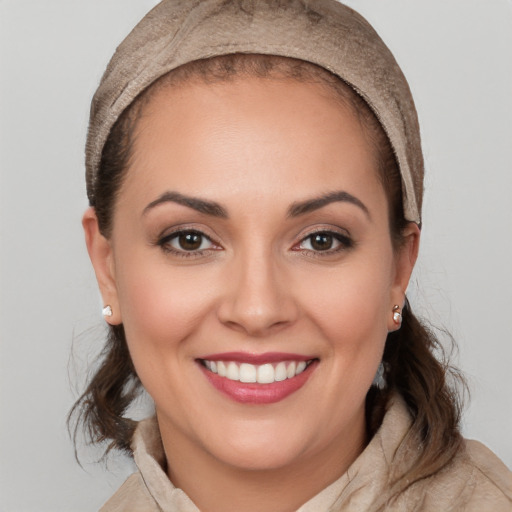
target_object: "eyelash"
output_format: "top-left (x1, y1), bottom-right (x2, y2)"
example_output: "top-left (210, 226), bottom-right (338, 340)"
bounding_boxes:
top-left (293, 229), bottom-right (354, 256)
top-left (158, 229), bottom-right (220, 258)
top-left (157, 228), bottom-right (354, 258)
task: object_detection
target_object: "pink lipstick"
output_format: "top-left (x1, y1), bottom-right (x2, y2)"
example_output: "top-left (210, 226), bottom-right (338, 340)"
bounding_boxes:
top-left (197, 352), bottom-right (318, 404)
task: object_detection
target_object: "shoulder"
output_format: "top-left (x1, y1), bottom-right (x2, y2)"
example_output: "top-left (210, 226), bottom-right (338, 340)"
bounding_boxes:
top-left (458, 439), bottom-right (512, 510)
top-left (398, 438), bottom-right (512, 512)
top-left (99, 472), bottom-right (160, 512)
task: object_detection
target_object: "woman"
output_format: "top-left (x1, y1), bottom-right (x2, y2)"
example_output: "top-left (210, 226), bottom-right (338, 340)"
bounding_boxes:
top-left (72, 0), bottom-right (512, 510)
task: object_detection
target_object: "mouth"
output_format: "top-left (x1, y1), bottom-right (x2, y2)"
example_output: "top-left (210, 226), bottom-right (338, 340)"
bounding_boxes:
top-left (196, 353), bottom-right (318, 404)
top-left (200, 359), bottom-right (313, 383)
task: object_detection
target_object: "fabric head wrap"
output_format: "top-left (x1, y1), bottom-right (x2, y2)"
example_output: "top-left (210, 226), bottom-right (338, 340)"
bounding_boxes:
top-left (86, 0), bottom-right (424, 224)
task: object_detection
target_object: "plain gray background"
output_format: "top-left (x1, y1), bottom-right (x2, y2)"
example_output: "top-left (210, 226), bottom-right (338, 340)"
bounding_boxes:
top-left (1, 0), bottom-right (511, 510)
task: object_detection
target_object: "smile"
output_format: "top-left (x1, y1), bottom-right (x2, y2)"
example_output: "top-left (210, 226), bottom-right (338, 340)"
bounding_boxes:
top-left (201, 359), bottom-right (312, 384)
top-left (197, 353), bottom-right (318, 404)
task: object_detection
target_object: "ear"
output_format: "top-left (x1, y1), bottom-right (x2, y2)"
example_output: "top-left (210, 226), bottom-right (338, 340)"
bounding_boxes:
top-left (82, 207), bottom-right (122, 325)
top-left (388, 222), bottom-right (420, 331)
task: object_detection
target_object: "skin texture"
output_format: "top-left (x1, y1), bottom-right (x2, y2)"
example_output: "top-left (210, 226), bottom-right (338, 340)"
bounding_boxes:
top-left (83, 77), bottom-right (419, 512)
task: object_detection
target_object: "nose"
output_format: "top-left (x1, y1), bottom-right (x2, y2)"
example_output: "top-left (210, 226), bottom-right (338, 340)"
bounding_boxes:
top-left (217, 249), bottom-right (299, 337)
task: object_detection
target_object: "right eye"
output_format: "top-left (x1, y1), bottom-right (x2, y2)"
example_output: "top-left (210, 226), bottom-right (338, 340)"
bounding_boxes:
top-left (159, 230), bottom-right (218, 255)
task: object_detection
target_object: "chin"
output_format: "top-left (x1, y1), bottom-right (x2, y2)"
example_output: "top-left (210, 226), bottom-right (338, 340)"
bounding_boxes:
top-left (214, 443), bottom-right (308, 472)
top-left (200, 418), bottom-right (316, 471)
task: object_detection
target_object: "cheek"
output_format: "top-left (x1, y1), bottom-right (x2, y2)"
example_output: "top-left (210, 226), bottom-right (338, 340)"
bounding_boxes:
top-left (293, 248), bottom-right (394, 392)
top-left (301, 259), bottom-right (393, 341)
top-left (114, 252), bottom-right (218, 361)
top-left (113, 254), bottom-right (224, 422)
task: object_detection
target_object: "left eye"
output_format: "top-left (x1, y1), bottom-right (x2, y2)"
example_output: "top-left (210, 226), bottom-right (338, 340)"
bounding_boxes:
top-left (163, 230), bottom-right (215, 252)
top-left (298, 232), bottom-right (348, 252)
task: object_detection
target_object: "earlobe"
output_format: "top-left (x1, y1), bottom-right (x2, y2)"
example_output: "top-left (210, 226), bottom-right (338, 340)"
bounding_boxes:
top-left (82, 207), bottom-right (122, 324)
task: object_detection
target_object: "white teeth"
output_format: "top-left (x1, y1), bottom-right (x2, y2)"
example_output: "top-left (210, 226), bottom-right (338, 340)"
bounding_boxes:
top-left (226, 362), bottom-right (240, 381)
top-left (239, 363), bottom-right (257, 383)
top-left (203, 359), bottom-right (312, 383)
top-left (275, 362), bottom-right (287, 382)
top-left (257, 364), bottom-right (275, 384)
top-left (217, 361), bottom-right (227, 377)
top-left (287, 361), bottom-right (296, 378)
top-left (296, 361), bottom-right (307, 375)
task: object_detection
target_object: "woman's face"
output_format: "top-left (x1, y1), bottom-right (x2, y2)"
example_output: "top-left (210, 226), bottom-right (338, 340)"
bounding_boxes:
top-left (85, 76), bottom-right (418, 474)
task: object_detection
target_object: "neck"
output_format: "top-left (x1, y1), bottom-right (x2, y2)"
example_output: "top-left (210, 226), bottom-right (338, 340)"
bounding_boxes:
top-left (157, 409), bottom-right (366, 512)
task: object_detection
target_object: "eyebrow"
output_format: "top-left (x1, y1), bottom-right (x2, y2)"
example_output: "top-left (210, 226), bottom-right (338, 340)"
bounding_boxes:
top-left (143, 189), bottom-right (369, 220)
top-left (288, 191), bottom-right (370, 219)
top-left (143, 191), bottom-right (228, 218)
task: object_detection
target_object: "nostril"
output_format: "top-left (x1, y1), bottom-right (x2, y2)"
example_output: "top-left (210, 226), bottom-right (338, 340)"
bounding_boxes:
top-left (218, 307), bottom-right (297, 337)
top-left (216, 263), bottom-right (300, 335)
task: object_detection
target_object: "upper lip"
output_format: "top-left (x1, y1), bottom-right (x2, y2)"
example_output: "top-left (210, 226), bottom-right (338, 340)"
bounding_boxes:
top-left (198, 352), bottom-right (315, 365)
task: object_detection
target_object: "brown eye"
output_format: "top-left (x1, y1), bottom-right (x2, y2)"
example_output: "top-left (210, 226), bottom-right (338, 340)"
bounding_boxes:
top-left (178, 232), bottom-right (203, 251)
top-left (160, 230), bottom-right (216, 254)
top-left (297, 231), bottom-right (353, 254)
top-left (310, 233), bottom-right (334, 251)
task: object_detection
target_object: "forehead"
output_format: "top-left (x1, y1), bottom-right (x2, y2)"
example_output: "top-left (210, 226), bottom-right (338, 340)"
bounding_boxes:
top-left (119, 75), bottom-right (385, 216)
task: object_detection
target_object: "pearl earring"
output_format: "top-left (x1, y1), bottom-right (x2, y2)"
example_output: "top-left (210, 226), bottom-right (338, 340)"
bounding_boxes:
top-left (102, 305), bottom-right (113, 317)
top-left (392, 304), bottom-right (402, 325)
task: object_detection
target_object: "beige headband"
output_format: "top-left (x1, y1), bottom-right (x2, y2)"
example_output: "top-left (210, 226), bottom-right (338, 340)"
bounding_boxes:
top-left (86, 0), bottom-right (424, 224)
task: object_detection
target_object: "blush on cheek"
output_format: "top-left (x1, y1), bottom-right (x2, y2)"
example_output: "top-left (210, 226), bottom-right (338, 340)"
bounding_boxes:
top-left (123, 284), bottom-right (196, 343)
top-left (118, 263), bottom-right (221, 356)
top-left (303, 271), bottom-right (389, 335)
top-left (301, 270), bottom-right (389, 386)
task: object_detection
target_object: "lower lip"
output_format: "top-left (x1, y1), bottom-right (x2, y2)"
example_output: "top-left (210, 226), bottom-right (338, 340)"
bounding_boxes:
top-left (199, 361), bottom-right (317, 404)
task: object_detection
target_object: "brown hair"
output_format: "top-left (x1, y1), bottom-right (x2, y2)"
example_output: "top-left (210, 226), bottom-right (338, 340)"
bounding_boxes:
top-left (70, 54), bottom-right (465, 494)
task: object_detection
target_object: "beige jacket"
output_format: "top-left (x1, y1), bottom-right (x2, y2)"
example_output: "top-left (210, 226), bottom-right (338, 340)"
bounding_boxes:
top-left (100, 397), bottom-right (512, 511)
